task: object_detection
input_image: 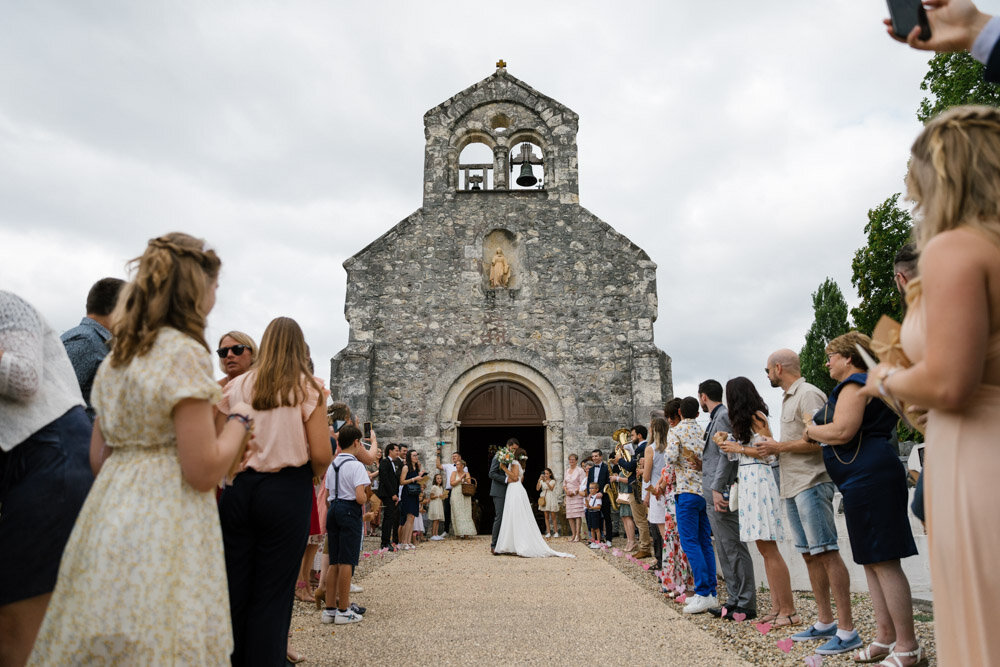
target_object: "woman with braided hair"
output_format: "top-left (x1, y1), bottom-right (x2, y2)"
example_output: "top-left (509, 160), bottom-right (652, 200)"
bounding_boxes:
top-left (29, 233), bottom-right (252, 665)
top-left (861, 105), bottom-right (1000, 667)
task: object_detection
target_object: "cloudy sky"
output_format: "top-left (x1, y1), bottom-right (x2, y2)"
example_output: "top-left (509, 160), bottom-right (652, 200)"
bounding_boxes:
top-left (1, 1), bottom-right (939, 420)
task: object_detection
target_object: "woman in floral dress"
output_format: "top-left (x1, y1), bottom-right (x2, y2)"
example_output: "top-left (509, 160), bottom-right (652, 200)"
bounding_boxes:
top-left (718, 377), bottom-right (798, 626)
top-left (29, 233), bottom-right (251, 665)
top-left (648, 415), bottom-right (693, 596)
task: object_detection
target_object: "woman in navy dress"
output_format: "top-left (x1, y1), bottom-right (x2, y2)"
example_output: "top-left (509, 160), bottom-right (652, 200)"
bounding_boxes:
top-left (805, 332), bottom-right (918, 664)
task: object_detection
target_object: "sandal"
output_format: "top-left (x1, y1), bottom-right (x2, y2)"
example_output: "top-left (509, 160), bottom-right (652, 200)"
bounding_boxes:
top-left (878, 646), bottom-right (926, 667)
top-left (854, 641), bottom-right (894, 663)
top-left (774, 612), bottom-right (802, 627)
top-left (758, 612), bottom-right (779, 624)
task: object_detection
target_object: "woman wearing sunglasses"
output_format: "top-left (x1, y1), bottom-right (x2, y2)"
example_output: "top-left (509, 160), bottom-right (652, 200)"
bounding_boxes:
top-left (217, 332), bottom-right (256, 387)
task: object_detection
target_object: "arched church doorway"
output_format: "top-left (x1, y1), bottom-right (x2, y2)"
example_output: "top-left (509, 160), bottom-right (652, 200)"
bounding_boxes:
top-left (457, 380), bottom-right (545, 535)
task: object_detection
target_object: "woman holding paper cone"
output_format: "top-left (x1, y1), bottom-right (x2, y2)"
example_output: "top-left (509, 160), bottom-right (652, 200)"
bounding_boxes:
top-left (805, 332), bottom-right (917, 663)
top-left (216, 316), bottom-right (332, 665)
top-left (28, 233), bottom-right (252, 665)
top-left (862, 105), bottom-right (1000, 667)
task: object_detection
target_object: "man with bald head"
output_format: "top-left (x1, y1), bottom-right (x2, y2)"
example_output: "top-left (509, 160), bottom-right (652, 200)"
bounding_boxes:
top-left (757, 350), bottom-right (858, 653)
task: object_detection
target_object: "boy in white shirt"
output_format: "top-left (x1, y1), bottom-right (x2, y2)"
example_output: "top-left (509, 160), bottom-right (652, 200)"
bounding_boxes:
top-left (321, 425), bottom-right (371, 625)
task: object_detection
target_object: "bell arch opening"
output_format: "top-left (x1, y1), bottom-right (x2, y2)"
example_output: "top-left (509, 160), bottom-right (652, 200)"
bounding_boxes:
top-left (457, 135), bottom-right (496, 190)
top-left (456, 380), bottom-right (546, 534)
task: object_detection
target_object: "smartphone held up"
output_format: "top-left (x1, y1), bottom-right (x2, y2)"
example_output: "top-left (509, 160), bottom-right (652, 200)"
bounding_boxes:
top-left (886, 0), bottom-right (932, 41)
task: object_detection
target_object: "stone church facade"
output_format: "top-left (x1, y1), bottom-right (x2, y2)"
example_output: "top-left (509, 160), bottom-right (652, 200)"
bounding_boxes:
top-left (331, 64), bottom-right (671, 528)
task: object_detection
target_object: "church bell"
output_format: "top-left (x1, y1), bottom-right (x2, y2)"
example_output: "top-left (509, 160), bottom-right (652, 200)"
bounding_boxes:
top-left (515, 163), bottom-right (537, 187)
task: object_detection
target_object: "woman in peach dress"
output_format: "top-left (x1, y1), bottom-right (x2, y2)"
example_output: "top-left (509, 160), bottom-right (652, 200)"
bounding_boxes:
top-left (864, 106), bottom-right (1000, 667)
top-left (562, 454), bottom-right (586, 542)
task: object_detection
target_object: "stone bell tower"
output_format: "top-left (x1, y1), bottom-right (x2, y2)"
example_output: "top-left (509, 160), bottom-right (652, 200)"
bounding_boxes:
top-left (331, 63), bottom-right (671, 532)
top-left (422, 59), bottom-right (580, 203)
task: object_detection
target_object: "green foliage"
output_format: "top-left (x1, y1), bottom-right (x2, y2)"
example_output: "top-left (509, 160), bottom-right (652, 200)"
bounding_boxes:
top-left (800, 278), bottom-right (850, 395)
top-left (918, 51), bottom-right (1000, 123)
top-left (850, 194), bottom-right (913, 336)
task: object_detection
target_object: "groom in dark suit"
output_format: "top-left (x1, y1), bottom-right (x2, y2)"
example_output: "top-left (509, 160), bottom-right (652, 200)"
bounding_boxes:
top-left (489, 438), bottom-right (520, 554)
top-left (377, 443), bottom-right (401, 549)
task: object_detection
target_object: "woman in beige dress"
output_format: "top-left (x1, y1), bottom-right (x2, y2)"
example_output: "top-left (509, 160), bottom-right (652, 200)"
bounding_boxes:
top-left (29, 233), bottom-right (251, 665)
top-left (863, 105), bottom-right (1000, 667)
top-left (449, 460), bottom-right (476, 537)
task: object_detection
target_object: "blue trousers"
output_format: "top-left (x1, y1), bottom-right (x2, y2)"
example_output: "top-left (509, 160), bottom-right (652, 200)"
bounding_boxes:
top-left (675, 492), bottom-right (716, 597)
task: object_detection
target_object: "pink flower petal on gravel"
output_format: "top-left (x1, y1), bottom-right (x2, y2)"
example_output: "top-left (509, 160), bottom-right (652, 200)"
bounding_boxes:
top-left (803, 655), bottom-right (824, 667)
top-left (755, 622), bottom-right (772, 635)
top-left (777, 638), bottom-right (794, 653)
top-left (640, 562), bottom-right (650, 570)
top-left (720, 606), bottom-right (728, 618)
top-left (676, 594), bottom-right (686, 604)
top-left (612, 549), bottom-right (622, 557)
top-left (732, 612), bottom-right (747, 622)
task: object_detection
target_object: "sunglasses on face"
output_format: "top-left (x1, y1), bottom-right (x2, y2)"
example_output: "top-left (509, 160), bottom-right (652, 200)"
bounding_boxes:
top-left (217, 344), bottom-right (249, 358)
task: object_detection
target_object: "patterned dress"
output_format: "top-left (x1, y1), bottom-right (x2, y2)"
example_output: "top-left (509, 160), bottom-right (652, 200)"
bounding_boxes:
top-left (29, 328), bottom-right (232, 665)
top-left (658, 465), bottom-right (694, 593)
top-left (538, 477), bottom-right (559, 512)
top-left (736, 433), bottom-right (784, 542)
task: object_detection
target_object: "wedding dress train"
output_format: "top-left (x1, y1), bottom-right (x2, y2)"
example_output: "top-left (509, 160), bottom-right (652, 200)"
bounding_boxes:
top-left (495, 462), bottom-right (574, 558)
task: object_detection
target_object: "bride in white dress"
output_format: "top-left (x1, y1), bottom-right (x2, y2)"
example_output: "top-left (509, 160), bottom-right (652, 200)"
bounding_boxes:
top-left (495, 459), bottom-right (574, 558)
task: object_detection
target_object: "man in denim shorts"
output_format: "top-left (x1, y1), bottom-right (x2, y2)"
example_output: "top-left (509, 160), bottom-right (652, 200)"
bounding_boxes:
top-left (757, 349), bottom-right (860, 655)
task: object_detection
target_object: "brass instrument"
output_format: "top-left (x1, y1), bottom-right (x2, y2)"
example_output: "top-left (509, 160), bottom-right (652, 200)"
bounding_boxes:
top-left (604, 428), bottom-right (633, 510)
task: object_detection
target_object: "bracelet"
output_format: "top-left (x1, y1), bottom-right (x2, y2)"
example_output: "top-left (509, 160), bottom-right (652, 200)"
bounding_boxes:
top-left (227, 413), bottom-right (252, 431)
top-left (877, 367), bottom-right (899, 399)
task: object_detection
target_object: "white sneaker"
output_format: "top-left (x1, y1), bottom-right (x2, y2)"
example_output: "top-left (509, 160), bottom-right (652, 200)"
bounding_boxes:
top-left (430, 535), bottom-right (444, 541)
top-left (588, 542), bottom-right (601, 549)
top-left (604, 540), bottom-right (612, 547)
top-left (321, 609), bottom-right (337, 624)
top-left (553, 533), bottom-right (560, 538)
top-left (683, 594), bottom-right (717, 615)
top-left (350, 583), bottom-right (363, 593)
top-left (440, 532), bottom-right (448, 538)
top-left (544, 532), bottom-right (551, 538)
top-left (334, 609), bottom-right (364, 624)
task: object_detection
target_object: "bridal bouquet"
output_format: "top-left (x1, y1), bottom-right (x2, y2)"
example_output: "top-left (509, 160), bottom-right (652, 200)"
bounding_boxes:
top-left (495, 446), bottom-right (526, 466)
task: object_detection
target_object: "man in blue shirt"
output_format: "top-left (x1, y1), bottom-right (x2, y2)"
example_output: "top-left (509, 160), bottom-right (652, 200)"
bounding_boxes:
top-left (61, 277), bottom-right (124, 420)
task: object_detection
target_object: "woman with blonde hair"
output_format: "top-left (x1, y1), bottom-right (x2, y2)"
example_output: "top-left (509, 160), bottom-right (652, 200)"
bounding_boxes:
top-left (28, 233), bottom-right (252, 665)
top-left (217, 330), bottom-right (256, 387)
top-left (862, 105), bottom-right (1000, 667)
top-left (217, 316), bottom-right (332, 665)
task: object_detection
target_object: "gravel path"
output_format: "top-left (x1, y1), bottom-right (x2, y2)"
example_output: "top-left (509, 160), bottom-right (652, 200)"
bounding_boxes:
top-left (289, 536), bottom-right (750, 666)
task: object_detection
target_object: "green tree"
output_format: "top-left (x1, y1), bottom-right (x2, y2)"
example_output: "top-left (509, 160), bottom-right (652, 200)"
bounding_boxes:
top-left (918, 51), bottom-right (1000, 122)
top-left (849, 194), bottom-right (913, 336)
top-left (800, 278), bottom-right (850, 395)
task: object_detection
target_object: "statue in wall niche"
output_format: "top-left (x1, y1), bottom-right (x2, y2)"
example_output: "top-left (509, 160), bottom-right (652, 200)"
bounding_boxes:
top-left (489, 248), bottom-right (511, 288)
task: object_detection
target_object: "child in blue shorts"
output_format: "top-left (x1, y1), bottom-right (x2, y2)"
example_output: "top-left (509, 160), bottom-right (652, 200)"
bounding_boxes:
top-left (321, 425), bottom-right (370, 625)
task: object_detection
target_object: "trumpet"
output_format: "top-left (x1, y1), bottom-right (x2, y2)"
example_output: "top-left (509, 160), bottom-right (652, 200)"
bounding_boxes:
top-left (605, 428), bottom-right (632, 510)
